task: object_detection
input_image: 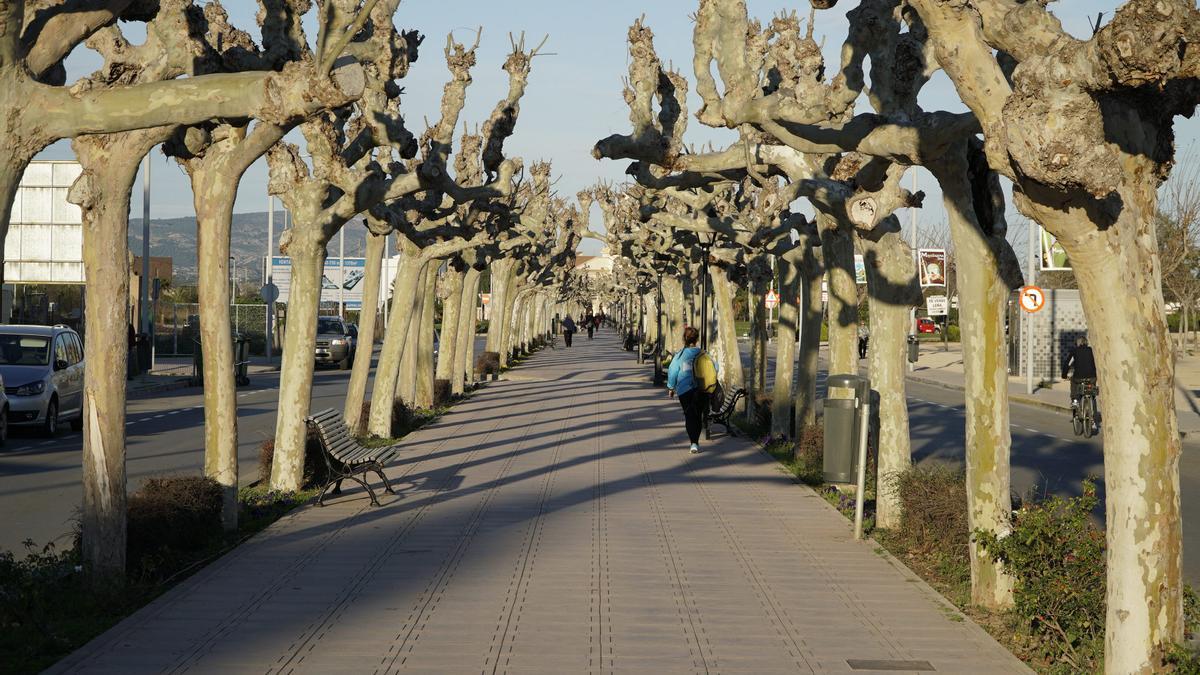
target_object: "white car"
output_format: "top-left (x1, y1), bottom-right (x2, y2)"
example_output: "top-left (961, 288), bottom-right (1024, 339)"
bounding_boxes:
top-left (0, 325), bottom-right (84, 437)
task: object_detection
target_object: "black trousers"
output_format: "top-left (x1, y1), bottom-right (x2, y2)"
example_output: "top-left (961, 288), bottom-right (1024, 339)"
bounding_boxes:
top-left (587, 326), bottom-right (594, 339)
top-left (679, 389), bottom-right (707, 444)
top-left (564, 331), bottom-right (573, 347)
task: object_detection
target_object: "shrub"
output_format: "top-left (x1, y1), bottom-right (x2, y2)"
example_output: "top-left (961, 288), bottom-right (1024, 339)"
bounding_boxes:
top-left (433, 379), bottom-right (452, 407)
top-left (475, 351), bottom-right (500, 377)
top-left (947, 324), bottom-right (961, 342)
top-left (126, 476), bottom-right (224, 568)
top-left (792, 424), bottom-right (824, 485)
top-left (889, 465), bottom-right (969, 559)
top-left (257, 430), bottom-right (330, 487)
top-left (976, 481), bottom-right (1105, 671)
top-left (356, 399), bottom-right (414, 439)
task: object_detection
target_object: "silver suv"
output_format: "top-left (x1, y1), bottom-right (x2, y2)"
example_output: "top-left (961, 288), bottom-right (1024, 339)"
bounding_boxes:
top-left (0, 325), bottom-right (84, 436)
top-left (314, 317), bottom-right (355, 370)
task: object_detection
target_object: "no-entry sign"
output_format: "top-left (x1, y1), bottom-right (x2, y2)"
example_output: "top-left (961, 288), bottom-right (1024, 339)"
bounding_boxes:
top-left (480, 293), bottom-right (491, 306)
top-left (1019, 285), bottom-right (1046, 313)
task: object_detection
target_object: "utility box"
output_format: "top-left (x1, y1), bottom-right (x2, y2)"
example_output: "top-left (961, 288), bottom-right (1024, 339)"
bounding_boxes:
top-left (907, 335), bottom-right (919, 363)
top-left (823, 374), bottom-right (869, 484)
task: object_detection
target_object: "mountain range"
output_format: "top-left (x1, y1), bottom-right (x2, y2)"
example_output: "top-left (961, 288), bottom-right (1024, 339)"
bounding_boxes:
top-left (128, 212), bottom-right (373, 284)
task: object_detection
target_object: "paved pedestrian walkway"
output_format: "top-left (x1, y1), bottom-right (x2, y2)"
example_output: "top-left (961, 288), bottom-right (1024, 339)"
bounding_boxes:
top-left (52, 334), bottom-right (1028, 674)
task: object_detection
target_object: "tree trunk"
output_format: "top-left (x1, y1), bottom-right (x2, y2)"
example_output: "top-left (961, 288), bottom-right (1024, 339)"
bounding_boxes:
top-left (662, 274), bottom-right (685, 353)
top-left (397, 261), bottom-right (428, 407)
top-left (931, 153), bottom-right (1015, 609)
top-left (413, 264), bottom-right (437, 409)
top-left (436, 265), bottom-right (465, 384)
top-left (193, 184), bottom-right (239, 530)
top-left (772, 248), bottom-right (802, 439)
top-left (1039, 184), bottom-right (1182, 672)
top-left (455, 268), bottom-right (481, 393)
top-left (485, 259), bottom-right (512, 355)
top-left (822, 217), bottom-right (858, 378)
top-left (72, 141), bottom-right (147, 582)
top-left (498, 270), bottom-right (521, 364)
top-left (271, 237), bottom-right (326, 491)
top-left (796, 239), bottom-right (824, 432)
top-left (862, 228), bottom-right (919, 530)
top-left (368, 249), bottom-right (423, 436)
top-left (344, 231), bottom-right (386, 432)
top-left (0, 156), bottom-right (26, 288)
top-left (748, 260), bottom-right (769, 425)
top-left (712, 266), bottom-right (744, 392)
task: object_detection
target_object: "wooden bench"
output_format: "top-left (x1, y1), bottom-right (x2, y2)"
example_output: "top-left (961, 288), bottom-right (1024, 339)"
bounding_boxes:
top-left (305, 408), bottom-right (400, 507)
top-left (705, 387), bottom-right (746, 439)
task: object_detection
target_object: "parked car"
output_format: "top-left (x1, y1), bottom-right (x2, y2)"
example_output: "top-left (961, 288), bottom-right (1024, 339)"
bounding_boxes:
top-left (917, 317), bottom-right (941, 334)
top-left (0, 325), bottom-right (83, 437)
top-left (314, 317), bottom-right (355, 369)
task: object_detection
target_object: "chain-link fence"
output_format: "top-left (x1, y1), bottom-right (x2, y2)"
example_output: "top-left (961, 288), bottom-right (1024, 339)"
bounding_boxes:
top-left (154, 303), bottom-right (271, 356)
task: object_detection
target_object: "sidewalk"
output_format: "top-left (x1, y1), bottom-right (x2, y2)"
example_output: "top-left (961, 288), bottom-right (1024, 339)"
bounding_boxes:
top-left (899, 342), bottom-right (1200, 437)
top-left (53, 334), bottom-right (1028, 674)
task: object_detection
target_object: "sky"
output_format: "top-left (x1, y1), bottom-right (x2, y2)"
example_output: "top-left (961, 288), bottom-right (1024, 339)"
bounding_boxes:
top-left (34, 0), bottom-right (1200, 262)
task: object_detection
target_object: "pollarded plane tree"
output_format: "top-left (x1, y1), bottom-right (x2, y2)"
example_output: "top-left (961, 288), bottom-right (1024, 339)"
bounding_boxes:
top-left (63, 0), bottom-right (371, 581)
top-left (164, 0), bottom-right (409, 532)
top-left (500, 188), bottom-right (590, 360)
top-left (0, 0), bottom-right (362, 287)
top-left (898, 0), bottom-right (1200, 667)
top-left (689, 0), bottom-right (1028, 606)
top-left (268, 30), bottom-right (520, 488)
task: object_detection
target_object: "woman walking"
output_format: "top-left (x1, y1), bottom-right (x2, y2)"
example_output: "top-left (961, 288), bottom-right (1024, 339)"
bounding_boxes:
top-left (667, 326), bottom-right (715, 454)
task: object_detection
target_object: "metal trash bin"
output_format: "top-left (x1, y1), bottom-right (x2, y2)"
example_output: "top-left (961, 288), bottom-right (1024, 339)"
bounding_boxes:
top-left (907, 334), bottom-right (919, 363)
top-left (823, 374), bottom-right (869, 483)
top-left (232, 332), bottom-right (251, 386)
top-left (191, 334), bottom-right (252, 386)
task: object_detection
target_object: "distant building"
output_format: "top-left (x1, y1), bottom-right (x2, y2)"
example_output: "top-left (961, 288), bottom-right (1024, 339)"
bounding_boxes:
top-left (131, 256), bottom-right (174, 284)
top-left (575, 246), bottom-right (614, 276)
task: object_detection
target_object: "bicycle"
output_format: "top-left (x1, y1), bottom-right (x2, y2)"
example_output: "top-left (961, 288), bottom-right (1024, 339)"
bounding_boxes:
top-left (1072, 378), bottom-right (1099, 438)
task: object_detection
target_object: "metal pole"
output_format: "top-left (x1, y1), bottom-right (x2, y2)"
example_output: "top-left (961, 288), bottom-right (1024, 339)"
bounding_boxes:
top-left (853, 383), bottom-right (871, 540)
top-left (140, 154), bottom-right (151, 334)
top-left (700, 246), bottom-right (710, 351)
top-left (266, 194), bottom-right (274, 360)
top-left (338, 226), bottom-right (346, 319)
top-left (1026, 219), bottom-right (1037, 394)
top-left (382, 235), bottom-right (390, 328)
top-left (909, 168), bottom-right (918, 372)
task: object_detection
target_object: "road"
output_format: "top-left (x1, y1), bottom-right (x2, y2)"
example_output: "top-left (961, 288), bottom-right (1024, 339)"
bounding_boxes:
top-left (0, 339), bottom-right (488, 556)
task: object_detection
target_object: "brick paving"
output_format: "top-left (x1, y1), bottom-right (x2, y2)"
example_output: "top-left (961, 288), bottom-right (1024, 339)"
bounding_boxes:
top-left (51, 334), bottom-right (1030, 674)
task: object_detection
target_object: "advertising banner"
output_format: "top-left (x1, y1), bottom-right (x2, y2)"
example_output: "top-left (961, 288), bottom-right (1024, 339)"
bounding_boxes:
top-left (918, 248), bottom-right (947, 287)
top-left (1040, 226), bottom-right (1071, 271)
top-left (854, 254), bottom-right (867, 285)
top-left (268, 257), bottom-right (366, 309)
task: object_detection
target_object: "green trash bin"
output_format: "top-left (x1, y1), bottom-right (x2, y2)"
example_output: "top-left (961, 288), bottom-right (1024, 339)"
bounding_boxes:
top-left (823, 374), bottom-right (869, 483)
top-left (232, 333), bottom-right (251, 386)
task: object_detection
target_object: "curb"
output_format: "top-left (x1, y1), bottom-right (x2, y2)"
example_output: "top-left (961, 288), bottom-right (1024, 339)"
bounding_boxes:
top-left (127, 377), bottom-right (192, 400)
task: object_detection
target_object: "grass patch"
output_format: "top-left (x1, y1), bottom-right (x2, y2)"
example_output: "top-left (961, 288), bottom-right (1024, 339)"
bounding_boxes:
top-left (0, 485), bottom-right (317, 674)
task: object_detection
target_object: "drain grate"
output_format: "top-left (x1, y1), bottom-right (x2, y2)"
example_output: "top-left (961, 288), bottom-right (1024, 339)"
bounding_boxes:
top-left (847, 659), bottom-right (936, 671)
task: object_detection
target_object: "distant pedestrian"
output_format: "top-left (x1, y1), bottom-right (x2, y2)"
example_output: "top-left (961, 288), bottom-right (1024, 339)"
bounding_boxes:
top-left (586, 313), bottom-right (595, 340)
top-left (667, 326), bottom-right (718, 454)
top-left (858, 325), bottom-right (869, 360)
top-left (562, 315), bottom-right (576, 347)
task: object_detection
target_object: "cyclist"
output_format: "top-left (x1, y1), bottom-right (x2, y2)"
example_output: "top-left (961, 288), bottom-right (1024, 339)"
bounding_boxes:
top-left (1062, 335), bottom-right (1097, 409)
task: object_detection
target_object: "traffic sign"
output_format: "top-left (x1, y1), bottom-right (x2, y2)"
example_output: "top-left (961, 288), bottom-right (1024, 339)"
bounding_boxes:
top-left (926, 295), bottom-right (949, 316)
top-left (765, 290), bottom-right (780, 309)
top-left (1019, 285), bottom-right (1046, 313)
top-left (480, 293), bottom-right (491, 306)
top-left (260, 282), bottom-right (279, 304)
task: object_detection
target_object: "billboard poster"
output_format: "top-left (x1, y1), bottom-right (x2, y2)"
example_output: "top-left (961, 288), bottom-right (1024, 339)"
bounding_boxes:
top-left (268, 257), bottom-right (366, 309)
top-left (1040, 226), bottom-right (1071, 271)
top-left (854, 254), bottom-right (866, 285)
top-left (4, 161), bottom-right (84, 284)
top-left (918, 248), bottom-right (947, 287)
